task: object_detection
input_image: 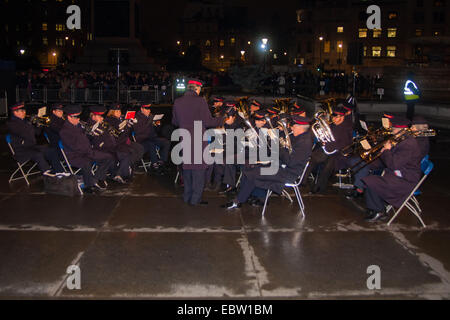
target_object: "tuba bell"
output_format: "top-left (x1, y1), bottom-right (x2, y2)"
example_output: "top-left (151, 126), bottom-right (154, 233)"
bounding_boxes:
top-left (311, 110), bottom-right (335, 145)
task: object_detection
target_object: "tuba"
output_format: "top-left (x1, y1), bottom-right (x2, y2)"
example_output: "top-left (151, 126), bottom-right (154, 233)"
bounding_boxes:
top-left (311, 111), bottom-right (335, 145)
top-left (277, 117), bottom-right (293, 154)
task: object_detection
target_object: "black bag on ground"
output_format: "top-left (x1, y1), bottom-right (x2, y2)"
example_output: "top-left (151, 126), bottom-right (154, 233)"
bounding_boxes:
top-left (43, 174), bottom-right (81, 196)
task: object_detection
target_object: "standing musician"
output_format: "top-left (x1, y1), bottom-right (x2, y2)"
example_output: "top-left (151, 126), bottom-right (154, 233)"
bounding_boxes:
top-left (134, 103), bottom-right (171, 172)
top-left (104, 104), bottom-right (145, 175)
top-left (361, 117), bottom-right (422, 222)
top-left (7, 102), bottom-right (64, 175)
top-left (223, 115), bottom-right (313, 209)
top-left (306, 105), bottom-right (353, 194)
top-left (87, 105), bottom-right (132, 184)
top-left (172, 78), bottom-right (226, 206)
top-left (59, 105), bottom-right (115, 193)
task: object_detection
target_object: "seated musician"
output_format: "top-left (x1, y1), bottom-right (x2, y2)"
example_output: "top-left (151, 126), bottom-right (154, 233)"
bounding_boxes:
top-left (361, 117), bottom-right (422, 222)
top-left (209, 104), bottom-right (245, 193)
top-left (134, 103), bottom-right (171, 172)
top-left (7, 102), bottom-right (64, 175)
top-left (104, 104), bottom-right (145, 175)
top-left (411, 116), bottom-right (430, 160)
top-left (223, 115), bottom-right (313, 209)
top-left (210, 97), bottom-right (225, 117)
top-left (59, 105), bottom-right (115, 193)
top-left (249, 99), bottom-right (262, 116)
top-left (306, 105), bottom-right (353, 194)
top-left (87, 105), bottom-right (132, 184)
top-left (45, 103), bottom-right (66, 148)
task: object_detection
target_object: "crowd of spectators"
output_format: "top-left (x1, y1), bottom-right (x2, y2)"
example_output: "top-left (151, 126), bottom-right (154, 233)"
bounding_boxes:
top-left (15, 68), bottom-right (381, 101)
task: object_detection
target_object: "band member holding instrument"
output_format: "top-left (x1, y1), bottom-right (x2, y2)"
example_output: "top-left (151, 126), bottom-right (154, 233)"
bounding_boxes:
top-left (306, 105), bottom-right (353, 194)
top-left (7, 102), bottom-right (64, 175)
top-left (361, 117), bottom-right (422, 222)
top-left (105, 104), bottom-right (145, 175)
top-left (249, 99), bottom-right (262, 116)
top-left (87, 105), bottom-right (131, 184)
top-left (60, 105), bottom-right (115, 193)
top-left (134, 103), bottom-right (171, 173)
top-left (45, 103), bottom-right (66, 148)
top-left (411, 116), bottom-right (430, 160)
top-left (223, 115), bottom-right (313, 209)
top-left (172, 78), bottom-right (225, 206)
top-left (211, 97), bottom-right (225, 117)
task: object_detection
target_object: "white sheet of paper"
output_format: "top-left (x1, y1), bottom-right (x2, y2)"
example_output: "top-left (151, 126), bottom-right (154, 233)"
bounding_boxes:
top-left (153, 114), bottom-right (164, 121)
top-left (360, 139), bottom-right (371, 150)
top-left (382, 118), bottom-right (390, 129)
top-left (359, 120), bottom-right (368, 131)
top-left (38, 107), bottom-right (47, 117)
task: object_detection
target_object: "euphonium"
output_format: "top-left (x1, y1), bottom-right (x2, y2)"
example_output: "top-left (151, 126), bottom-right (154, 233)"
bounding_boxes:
top-left (311, 111), bottom-right (335, 144)
top-left (79, 120), bottom-right (104, 136)
top-left (277, 117), bottom-right (293, 154)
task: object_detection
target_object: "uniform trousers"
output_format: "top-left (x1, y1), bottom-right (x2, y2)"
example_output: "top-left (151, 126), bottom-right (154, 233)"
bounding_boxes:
top-left (183, 169), bottom-right (206, 205)
top-left (140, 137), bottom-right (170, 164)
top-left (81, 158), bottom-right (115, 188)
top-left (364, 186), bottom-right (386, 212)
top-left (406, 102), bottom-right (416, 120)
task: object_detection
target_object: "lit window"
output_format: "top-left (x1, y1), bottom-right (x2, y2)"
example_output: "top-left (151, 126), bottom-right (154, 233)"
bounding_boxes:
top-left (230, 38), bottom-right (235, 45)
top-left (363, 46), bottom-right (367, 57)
top-left (388, 12), bottom-right (398, 20)
top-left (220, 40), bottom-right (224, 47)
top-left (72, 40), bottom-right (75, 46)
top-left (204, 53), bottom-right (210, 61)
top-left (387, 46), bottom-right (396, 57)
top-left (372, 46), bottom-right (382, 57)
top-left (205, 40), bottom-right (211, 47)
top-left (43, 37), bottom-right (48, 46)
top-left (359, 28), bottom-right (367, 38)
top-left (56, 24), bottom-right (63, 31)
top-left (387, 28), bottom-right (397, 38)
top-left (42, 23), bottom-right (48, 31)
top-left (324, 41), bottom-right (330, 53)
top-left (337, 41), bottom-right (343, 53)
top-left (337, 26), bottom-right (344, 33)
top-left (373, 29), bottom-right (382, 38)
top-left (434, 30), bottom-right (441, 36)
top-left (416, 29), bottom-right (423, 36)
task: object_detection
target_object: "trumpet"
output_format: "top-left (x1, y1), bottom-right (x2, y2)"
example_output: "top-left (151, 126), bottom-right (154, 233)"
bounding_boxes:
top-left (28, 115), bottom-right (51, 127)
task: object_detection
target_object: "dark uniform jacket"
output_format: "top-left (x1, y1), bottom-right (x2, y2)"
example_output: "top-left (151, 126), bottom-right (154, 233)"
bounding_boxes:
top-left (322, 117), bottom-right (353, 170)
top-left (134, 111), bottom-right (157, 143)
top-left (245, 130), bottom-right (313, 194)
top-left (172, 90), bottom-right (223, 170)
top-left (104, 116), bottom-right (132, 153)
top-left (416, 137), bottom-right (429, 161)
top-left (46, 114), bottom-right (65, 148)
top-left (87, 119), bottom-right (117, 154)
top-left (7, 115), bottom-right (41, 159)
top-left (59, 120), bottom-right (112, 168)
top-left (362, 136), bottom-right (422, 208)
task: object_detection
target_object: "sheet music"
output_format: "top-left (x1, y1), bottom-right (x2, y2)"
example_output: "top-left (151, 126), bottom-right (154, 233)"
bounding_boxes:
top-left (153, 114), bottom-right (164, 121)
top-left (359, 120), bottom-right (368, 131)
top-left (38, 107), bottom-right (47, 117)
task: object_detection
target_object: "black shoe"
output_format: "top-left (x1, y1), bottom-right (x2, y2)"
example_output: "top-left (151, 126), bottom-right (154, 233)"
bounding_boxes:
top-left (365, 211), bottom-right (388, 223)
top-left (250, 199), bottom-right (264, 207)
top-left (221, 201), bottom-right (241, 209)
top-left (345, 189), bottom-right (363, 200)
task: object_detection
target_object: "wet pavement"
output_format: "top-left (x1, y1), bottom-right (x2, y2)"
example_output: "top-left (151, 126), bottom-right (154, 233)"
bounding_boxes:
top-left (0, 124), bottom-right (450, 299)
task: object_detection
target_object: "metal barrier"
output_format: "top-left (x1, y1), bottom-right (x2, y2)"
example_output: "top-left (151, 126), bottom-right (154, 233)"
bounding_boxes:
top-left (15, 86), bottom-right (160, 105)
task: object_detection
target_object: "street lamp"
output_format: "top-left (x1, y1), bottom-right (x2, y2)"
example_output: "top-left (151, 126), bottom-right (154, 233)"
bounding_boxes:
top-left (319, 36), bottom-right (323, 71)
top-left (240, 50), bottom-right (245, 62)
top-left (338, 43), bottom-right (343, 73)
top-left (261, 38), bottom-right (268, 72)
top-left (19, 49), bottom-right (25, 55)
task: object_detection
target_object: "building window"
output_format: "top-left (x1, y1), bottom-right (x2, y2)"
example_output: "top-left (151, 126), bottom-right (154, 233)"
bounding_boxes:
top-left (372, 46), bottom-right (382, 57)
top-left (337, 26), bottom-right (344, 33)
top-left (324, 41), bottom-right (330, 53)
top-left (42, 23), bottom-right (47, 31)
top-left (388, 12), bottom-right (398, 20)
top-left (205, 40), bottom-right (211, 47)
top-left (434, 30), bottom-right (442, 36)
top-left (373, 29), bottom-right (382, 38)
top-left (56, 24), bottom-right (63, 31)
top-left (387, 46), bottom-right (396, 57)
top-left (56, 38), bottom-right (64, 46)
top-left (359, 28), bottom-right (367, 38)
top-left (387, 28), bottom-right (397, 38)
top-left (43, 37), bottom-right (48, 46)
top-left (230, 37), bottom-right (235, 45)
top-left (72, 40), bottom-right (75, 46)
top-left (204, 52), bottom-right (210, 61)
top-left (337, 41), bottom-right (343, 53)
top-left (219, 40), bottom-right (224, 47)
top-left (416, 29), bottom-right (423, 36)
top-left (363, 46), bottom-right (367, 57)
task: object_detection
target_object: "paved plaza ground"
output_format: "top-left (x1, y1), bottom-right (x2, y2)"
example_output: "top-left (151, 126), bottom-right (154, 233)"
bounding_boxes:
top-left (0, 121), bottom-right (449, 300)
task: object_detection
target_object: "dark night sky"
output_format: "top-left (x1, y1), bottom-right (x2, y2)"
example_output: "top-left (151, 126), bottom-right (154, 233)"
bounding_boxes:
top-left (140, 0), bottom-right (299, 47)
